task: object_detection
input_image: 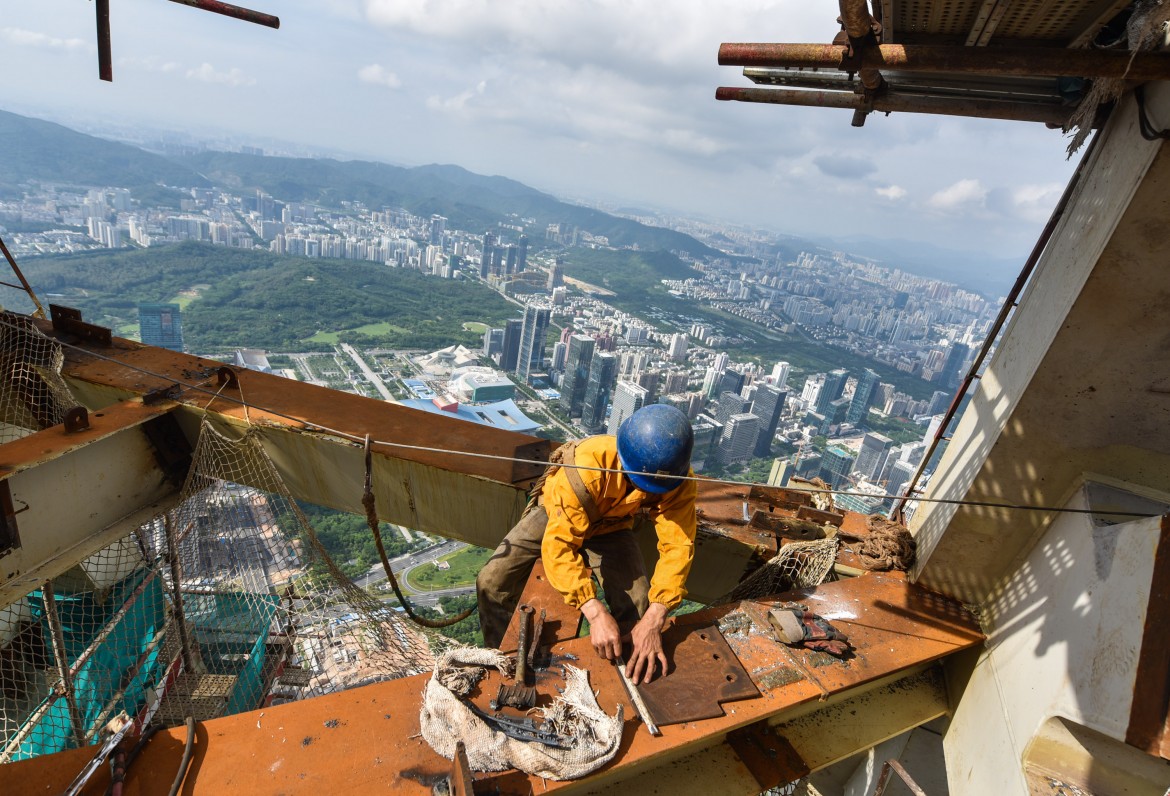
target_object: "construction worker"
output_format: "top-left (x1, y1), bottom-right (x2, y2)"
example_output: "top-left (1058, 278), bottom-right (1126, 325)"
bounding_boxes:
top-left (476, 404), bottom-right (697, 685)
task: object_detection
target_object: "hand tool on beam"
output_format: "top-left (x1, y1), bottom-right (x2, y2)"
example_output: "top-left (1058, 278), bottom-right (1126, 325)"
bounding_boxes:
top-left (614, 656), bottom-right (661, 736)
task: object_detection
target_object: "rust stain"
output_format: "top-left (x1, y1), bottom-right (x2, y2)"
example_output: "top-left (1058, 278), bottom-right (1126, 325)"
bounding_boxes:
top-left (1, 574), bottom-right (983, 795)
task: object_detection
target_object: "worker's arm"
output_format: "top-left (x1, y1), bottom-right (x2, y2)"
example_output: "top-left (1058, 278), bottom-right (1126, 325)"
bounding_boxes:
top-left (626, 477), bottom-right (698, 684)
top-left (540, 471), bottom-right (624, 660)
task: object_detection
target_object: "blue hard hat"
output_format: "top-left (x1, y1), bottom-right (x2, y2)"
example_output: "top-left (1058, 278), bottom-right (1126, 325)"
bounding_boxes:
top-left (616, 404), bottom-right (694, 493)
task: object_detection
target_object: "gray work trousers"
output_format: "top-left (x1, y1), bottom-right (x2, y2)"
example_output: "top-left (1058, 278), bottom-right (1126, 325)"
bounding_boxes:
top-left (476, 506), bottom-right (650, 649)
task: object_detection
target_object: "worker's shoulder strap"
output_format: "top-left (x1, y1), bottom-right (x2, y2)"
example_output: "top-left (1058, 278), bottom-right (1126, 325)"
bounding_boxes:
top-left (559, 443), bottom-right (604, 526)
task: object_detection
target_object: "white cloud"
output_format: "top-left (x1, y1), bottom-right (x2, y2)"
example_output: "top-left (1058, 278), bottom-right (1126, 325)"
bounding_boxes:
top-left (1, 27), bottom-right (91, 52)
top-left (186, 63), bottom-right (255, 87)
top-left (118, 56), bottom-right (181, 74)
top-left (927, 178), bottom-right (987, 212)
top-left (876, 185), bottom-right (907, 200)
top-left (1011, 182), bottom-right (1063, 222)
top-left (357, 63), bottom-right (401, 89)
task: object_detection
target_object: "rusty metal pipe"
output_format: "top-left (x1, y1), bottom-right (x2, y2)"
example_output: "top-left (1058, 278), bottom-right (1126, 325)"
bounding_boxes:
top-left (719, 42), bottom-right (1170, 82)
top-left (515, 604), bottom-right (534, 685)
top-left (96, 0), bottom-right (112, 82)
top-left (166, 0), bottom-right (280, 28)
top-left (716, 86), bottom-right (1073, 125)
top-left (838, 0), bottom-right (884, 92)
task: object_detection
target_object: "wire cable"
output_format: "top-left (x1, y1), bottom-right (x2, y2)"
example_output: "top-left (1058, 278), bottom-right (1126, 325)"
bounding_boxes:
top-left (23, 317), bottom-right (1167, 520)
top-left (168, 717), bottom-right (195, 796)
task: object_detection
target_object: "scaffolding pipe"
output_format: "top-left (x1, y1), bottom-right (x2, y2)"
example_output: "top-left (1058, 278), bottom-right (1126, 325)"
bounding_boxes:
top-left (67, 568), bottom-right (161, 680)
top-left (0, 236), bottom-right (46, 318)
top-left (165, 516), bottom-right (199, 673)
top-left (84, 618), bottom-right (174, 743)
top-left (96, 0), bottom-right (112, 82)
top-left (42, 581), bottom-right (88, 749)
top-left (838, 0), bottom-right (884, 93)
top-left (719, 42), bottom-right (1170, 81)
top-left (715, 86), bottom-right (1072, 125)
top-left (165, 0), bottom-right (280, 28)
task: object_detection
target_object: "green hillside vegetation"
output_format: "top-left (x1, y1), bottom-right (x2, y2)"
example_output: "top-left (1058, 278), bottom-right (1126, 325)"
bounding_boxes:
top-left (19, 242), bottom-right (518, 352)
top-left (296, 502), bottom-right (427, 580)
top-left (560, 248), bottom-right (935, 400)
top-left (0, 110), bottom-right (207, 191)
top-left (179, 152), bottom-right (722, 258)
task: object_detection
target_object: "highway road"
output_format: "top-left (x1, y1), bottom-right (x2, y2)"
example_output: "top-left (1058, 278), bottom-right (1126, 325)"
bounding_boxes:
top-left (340, 343), bottom-right (397, 402)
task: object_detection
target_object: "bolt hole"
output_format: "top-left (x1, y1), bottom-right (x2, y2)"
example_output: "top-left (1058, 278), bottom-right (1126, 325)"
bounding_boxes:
top-left (725, 674), bottom-right (735, 682)
top-left (699, 633), bottom-right (708, 640)
top-left (712, 653), bottom-right (721, 660)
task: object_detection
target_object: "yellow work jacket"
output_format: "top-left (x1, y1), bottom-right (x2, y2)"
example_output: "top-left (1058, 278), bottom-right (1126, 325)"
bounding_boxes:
top-left (540, 435), bottom-right (698, 611)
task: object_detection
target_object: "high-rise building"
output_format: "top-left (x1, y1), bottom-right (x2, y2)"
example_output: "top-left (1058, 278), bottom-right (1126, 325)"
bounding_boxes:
top-left (884, 459), bottom-right (917, 497)
top-left (430, 215), bottom-right (447, 247)
top-left (505, 245), bottom-right (518, 274)
top-left (581, 352), bottom-right (617, 431)
top-left (560, 335), bottom-right (596, 417)
top-left (819, 396), bottom-right (851, 436)
top-left (690, 415), bottom-right (722, 468)
top-left (607, 381), bottom-right (647, 435)
top-left (751, 385), bottom-right (787, 458)
top-left (482, 328), bottom-right (503, 358)
top-left (819, 446), bottom-right (856, 489)
top-left (481, 232), bottom-right (497, 278)
top-left (816, 369), bottom-right (849, 414)
top-left (938, 342), bottom-right (971, 391)
top-left (800, 373), bottom-right (825, 409)
top-left (717, 370), bottom-right (746, 397)
top-left (551, 341), bottom-right (567, 372)
top-left (668, 334), bottom-right (688, 362)
top-left (846, 368), bottom-right (881, 425)
top-left (517, 306), bottom-right (551, 380)
top-left (854, 432), bottom-right (894, 480)
top-left (138, 303), bottom-right (184, 352)
top-left (500, 319), bottom-right (523, 372)
top-left (517, 235), bottom-right (529, 272)
top-left (928, 390), bottom-right (951, 415)
top-left (636, 369), bottom-right (661, 405)
top-left (714, 392), bottom-right (750, 427)
top-left (547, 257), bottom-right (565, 290)
top-left (717, 413), bottom-right (760, 466)
top-left (771, 361), bottom-right (790, 390)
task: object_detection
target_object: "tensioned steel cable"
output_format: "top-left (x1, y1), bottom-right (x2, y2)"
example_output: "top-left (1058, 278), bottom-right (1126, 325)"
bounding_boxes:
top-left (21, 319), bottom-right (1166, 519)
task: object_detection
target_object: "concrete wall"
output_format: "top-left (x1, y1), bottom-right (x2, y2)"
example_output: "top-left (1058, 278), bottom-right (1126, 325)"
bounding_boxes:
top-left (911, 82), bottom-right (1170, 604)
top-left (944, 484), bottom-right (1164, 794)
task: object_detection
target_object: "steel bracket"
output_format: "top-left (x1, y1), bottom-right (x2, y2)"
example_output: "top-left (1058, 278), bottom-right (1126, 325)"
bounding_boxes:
top-left (49, 305), bottom-right (112, 347)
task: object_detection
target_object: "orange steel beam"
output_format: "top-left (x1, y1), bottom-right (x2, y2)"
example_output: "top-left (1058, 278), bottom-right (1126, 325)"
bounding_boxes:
top-left (39, 319), bottom-right (782, 602)
top-left (1, 574), bottom-right (983, 795)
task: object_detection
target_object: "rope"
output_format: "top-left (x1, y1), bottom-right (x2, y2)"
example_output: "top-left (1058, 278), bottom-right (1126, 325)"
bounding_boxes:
top-left (20, 317), bottom-right (1165, 520)
top-left (843, 515), bottom-right (917, 572)
top-left (361, 435), bottom-right (475, 629)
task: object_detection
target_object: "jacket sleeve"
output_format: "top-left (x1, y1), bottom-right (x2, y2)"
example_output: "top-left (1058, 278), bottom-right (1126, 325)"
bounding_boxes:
top-left (540, 470), bottom-right (599, 609)
top-left (647, 476), bottom-right (698, 609)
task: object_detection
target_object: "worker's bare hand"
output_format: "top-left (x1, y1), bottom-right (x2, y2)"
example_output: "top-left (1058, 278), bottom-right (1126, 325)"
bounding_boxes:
top-left (626, 603), bottom-right (669, 684)
top-left (581, 599), bottom-right (622, 661)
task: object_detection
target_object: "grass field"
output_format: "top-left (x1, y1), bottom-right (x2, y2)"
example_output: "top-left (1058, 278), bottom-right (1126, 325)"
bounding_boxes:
top-left (462, 321), bottom-right (489, 333)
top-left (405, 545), bottom-right (491, 592)
top-left (305, 321), bottom-right (410, 343)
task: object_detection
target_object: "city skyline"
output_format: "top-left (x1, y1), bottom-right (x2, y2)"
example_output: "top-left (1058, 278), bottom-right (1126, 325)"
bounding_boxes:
top-left (0, 1), bottom-right (1077, 258)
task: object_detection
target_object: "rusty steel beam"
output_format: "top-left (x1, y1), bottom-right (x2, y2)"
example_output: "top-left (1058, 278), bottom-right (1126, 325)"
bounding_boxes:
top-left (95, 0), bottom-right (112, 82)
top-left (718, 42), bottom-right (1170, 81)
top-left (165, 0), bottom-right (280, 28)
top-left (0, 575), bottom-right (981, 795)
top-left (716, 85), bottom-right (1072, 125)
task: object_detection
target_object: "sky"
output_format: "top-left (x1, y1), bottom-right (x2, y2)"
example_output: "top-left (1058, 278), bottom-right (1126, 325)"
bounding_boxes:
top-left (0, 0), bottom-right (1080, 258)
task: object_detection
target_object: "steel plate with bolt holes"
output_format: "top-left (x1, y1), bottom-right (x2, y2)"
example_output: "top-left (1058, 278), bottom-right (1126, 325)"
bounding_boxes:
top-left (632, 622), bottom-right (760, 726)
